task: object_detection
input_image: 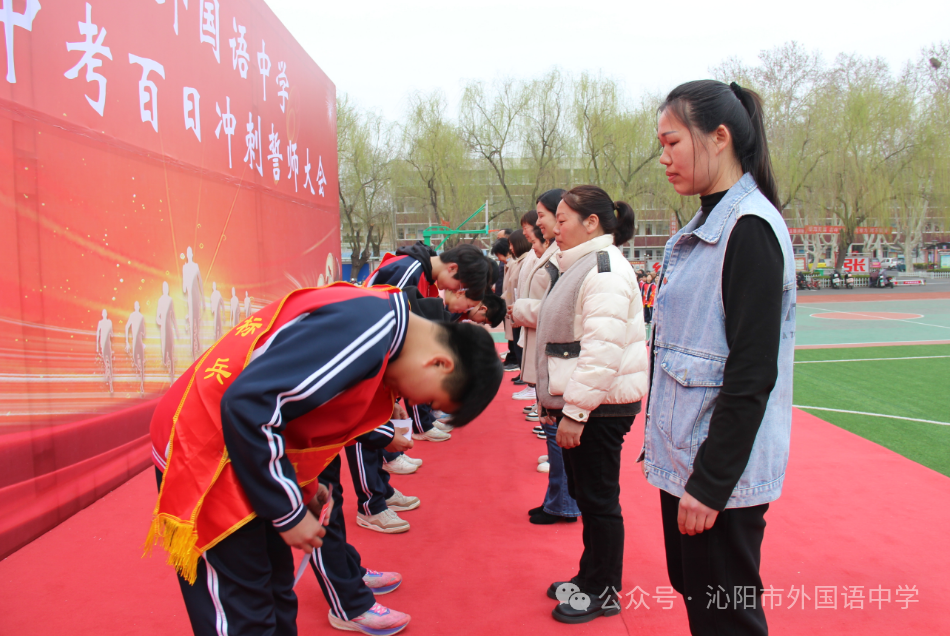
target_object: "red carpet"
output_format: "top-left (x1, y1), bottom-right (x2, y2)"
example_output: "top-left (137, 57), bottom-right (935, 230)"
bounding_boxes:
top-left (1, 381), bottom-right (948, 635)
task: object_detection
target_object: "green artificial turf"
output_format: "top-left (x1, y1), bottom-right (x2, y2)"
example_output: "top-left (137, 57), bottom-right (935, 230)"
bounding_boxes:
top-left (793, 345), bottom-right (950, 476)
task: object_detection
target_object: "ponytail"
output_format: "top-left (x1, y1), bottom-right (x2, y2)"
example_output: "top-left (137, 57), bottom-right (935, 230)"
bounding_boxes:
top-left (613, 200), bottom-right (635, 245)
top-left (660, 80), bottom-right (781, 211)
top-left (561, 185), bottom-right (636, 247)
top-left (728, 83), bottom-right (780, 211)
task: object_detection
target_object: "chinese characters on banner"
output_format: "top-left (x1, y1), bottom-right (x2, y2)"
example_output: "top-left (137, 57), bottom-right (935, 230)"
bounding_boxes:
top-left (0, 0), bottom-right (340, 558)
top-left (2, 0), bottom-right (334, 201)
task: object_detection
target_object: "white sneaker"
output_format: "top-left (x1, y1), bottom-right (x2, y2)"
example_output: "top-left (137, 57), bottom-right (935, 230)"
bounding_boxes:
top-left (382, 455), bottom-right (418, 475)
top-left (537, 462), bottom-right (550, 473)
top-left (356, 509), bottom-right (410, 534)
top-left (402, 455), bottom-right (423, 467)
top-left (385, 489), bottom-right (420, 512)
top-left (433, 419), bottom-right (454, 432)
top-left (538, 455), bottom-right (548, 463)
top-left (412, 427), bottom-right (452, 442)
top-left (512, 386), bottom-right (536, 401)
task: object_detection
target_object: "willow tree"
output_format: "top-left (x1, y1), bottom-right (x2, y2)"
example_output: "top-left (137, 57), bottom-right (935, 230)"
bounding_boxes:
top-left (400, 91), bottom-right (478, 229)
top-left (522, 70), bottom-right (568, 204)
top-left (459, 79), bottom-right (529, 224)
top-left (337, 95), bottom-right (396, 276)
top-left (892, 44), bottom-right (950, 268)
top-left (571, 73), bottom-right (621, 188)
top-left (814, 55), bottom-right (916, 269)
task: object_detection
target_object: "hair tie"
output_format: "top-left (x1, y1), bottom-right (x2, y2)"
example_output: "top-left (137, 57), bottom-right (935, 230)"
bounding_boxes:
top-left (729, 82), bottom-right (744, 100)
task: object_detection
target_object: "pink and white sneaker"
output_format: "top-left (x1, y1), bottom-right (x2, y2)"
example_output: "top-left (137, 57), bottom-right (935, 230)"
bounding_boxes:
top-left (362, 569), bottom-right (402, 594)
top-left (329, 603), bottom-right (411, 635)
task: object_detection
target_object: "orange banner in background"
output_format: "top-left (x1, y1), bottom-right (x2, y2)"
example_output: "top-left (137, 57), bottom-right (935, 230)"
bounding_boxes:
top-left (0, 0), bottom-right (340, 558)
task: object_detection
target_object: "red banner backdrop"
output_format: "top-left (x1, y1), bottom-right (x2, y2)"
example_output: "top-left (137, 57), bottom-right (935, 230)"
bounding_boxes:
top-left (0, 0), bottom-right (339, 558)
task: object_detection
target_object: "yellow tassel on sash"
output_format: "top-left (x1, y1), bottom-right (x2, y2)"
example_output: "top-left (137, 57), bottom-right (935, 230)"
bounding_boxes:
top-left (144, 514), bottom-right (201, 584)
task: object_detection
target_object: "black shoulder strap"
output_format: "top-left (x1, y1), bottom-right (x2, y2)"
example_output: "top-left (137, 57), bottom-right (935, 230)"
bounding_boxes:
top-left (544, 261), bottom-right (560, 287)
top-left (596, 250), bottom-right (611, 273)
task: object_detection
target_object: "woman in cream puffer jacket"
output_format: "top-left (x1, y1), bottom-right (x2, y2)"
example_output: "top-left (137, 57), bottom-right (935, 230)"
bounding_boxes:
top-left (538, 234), bottom-right (649, 418)
top-left (536, 185), bottom-right (648, 623)
top-left (501, 230), bottom-right (531, 344)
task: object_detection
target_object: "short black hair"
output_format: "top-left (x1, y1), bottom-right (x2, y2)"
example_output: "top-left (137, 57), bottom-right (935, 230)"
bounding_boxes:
top-left (483, 255), bottom-right (499, 287)
top-left (479, 293), bottom-right (506, 328)
top-left (532, 225), bottom-right (544, 244)
top-left (490, 238), bottom-right (509, 257)
top-left (507, 230), bottom-right (531, 258)
top-left (439, 243), bottom-right (490, 301)
top-left (436, 321), bottom-right (503, 426)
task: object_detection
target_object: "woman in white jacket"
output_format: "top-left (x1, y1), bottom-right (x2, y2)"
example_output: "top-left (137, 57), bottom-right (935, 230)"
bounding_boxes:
top-left (501, 229), bottom-right (531, 373)
top-left (536, 185), bottom-right (649, 624)
top-left (511, 189), bottom-right (583, 525)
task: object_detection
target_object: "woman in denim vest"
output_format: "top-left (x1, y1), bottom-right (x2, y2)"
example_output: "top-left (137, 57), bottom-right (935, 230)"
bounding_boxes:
top-left (642, 81), bottom-right (796, 636)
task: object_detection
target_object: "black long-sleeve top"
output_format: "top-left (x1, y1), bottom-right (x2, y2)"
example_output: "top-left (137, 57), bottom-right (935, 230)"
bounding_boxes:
top-left (681, 191), bottom-right (785, 511)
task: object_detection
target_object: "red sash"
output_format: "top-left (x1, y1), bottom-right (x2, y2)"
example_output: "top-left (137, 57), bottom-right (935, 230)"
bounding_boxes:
top-left (145, 283), bottom-right (397, 584)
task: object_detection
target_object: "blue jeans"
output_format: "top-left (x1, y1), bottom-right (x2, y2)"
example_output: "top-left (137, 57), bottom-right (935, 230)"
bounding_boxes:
top-left (542, 421), bottom-right (581, 517)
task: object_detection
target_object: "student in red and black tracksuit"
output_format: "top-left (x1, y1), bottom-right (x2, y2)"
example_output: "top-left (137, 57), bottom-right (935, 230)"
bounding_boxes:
top-left (346, 285), bottom-right (507, 531)
top-left (149, 285), bottom-right (503, 636)
top-left (311, 420), bottom-right (413, 630)
top-left (353, 243), bottom-right (497, 525)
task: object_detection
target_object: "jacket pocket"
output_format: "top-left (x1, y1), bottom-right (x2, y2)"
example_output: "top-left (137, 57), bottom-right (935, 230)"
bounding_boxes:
top-left (659, 349), bottom-right (725, 451)
top-left (546, 342), bottom-right (580, 396)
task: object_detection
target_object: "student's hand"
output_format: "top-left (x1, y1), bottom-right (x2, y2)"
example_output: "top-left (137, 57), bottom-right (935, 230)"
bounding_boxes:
top-left (677, 492), bottom-right (719, 536)
top-left (279, 510), bottom-right (326, 553)
top-left (306, 484), bottom-right (331, 518)
top-left (392, 402), bottom-right (408, 420)
top-left (539, 414), bottom-right (555, 426)
top-left (385, 428), bottom-right (414, 453)
top-left (556, 417), bottom-right (584, 449)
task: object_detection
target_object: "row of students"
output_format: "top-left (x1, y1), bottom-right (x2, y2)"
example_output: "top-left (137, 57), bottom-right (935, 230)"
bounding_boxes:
top-left (146, 239), bottom-right (505, 635)
top-left (146, 77), bottom-right (795, 636)
top-left (301, 240), bottom-right (506, 632)
top-left (504, 79), bottom-right (796, 635)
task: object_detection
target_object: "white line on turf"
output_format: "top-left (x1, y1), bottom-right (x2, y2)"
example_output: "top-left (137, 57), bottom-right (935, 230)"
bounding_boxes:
top-left (795, 355), bottom-right (950, 364)
top-left (806, 306), bottom-right (950, 330)
top-left (794, 405), bottom-right (950, 426)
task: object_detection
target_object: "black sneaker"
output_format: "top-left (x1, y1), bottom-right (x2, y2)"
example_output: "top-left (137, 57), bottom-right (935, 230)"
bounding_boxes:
top-left (503, 363), bottom-right (520, 372)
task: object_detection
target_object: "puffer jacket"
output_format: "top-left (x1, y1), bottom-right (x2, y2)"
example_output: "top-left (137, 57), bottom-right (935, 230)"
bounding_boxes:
top-left (538, 234), bottom-right (649, 423)
top-left (502, 252), bottom-right (528, 341)
top-left (511, 242), bottom-right (559, 384)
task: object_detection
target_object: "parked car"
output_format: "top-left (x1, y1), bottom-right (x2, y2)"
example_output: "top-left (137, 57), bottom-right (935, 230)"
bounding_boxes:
top-left (880, 258), bottom-right (906, 272)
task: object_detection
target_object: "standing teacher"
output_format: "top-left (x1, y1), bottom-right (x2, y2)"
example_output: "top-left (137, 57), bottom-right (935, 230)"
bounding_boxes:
top-left (642, 80), bottom-right (796, 636)
top-left (536, 186), bottom-right (648, 624)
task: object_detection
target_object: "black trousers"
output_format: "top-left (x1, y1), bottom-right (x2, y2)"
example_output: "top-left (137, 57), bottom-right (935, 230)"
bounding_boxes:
top-left (310, 456), bottom-right (376, 620)
top-left (407, 400), bottom-right (434, 434)
top-left (510, 327), bottom-right (523, 367)
top-left (156, 468), bottom-right (298, 636)
top-left (660, 490), bottom-right (769, 636)
top-left (345, 442), bottom-right (394, 516)
top-left (561, 414), bottom-right (634, 595)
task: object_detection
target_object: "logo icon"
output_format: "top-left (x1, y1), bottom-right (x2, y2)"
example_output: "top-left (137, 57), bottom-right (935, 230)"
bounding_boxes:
top-left (555, 583), bottom-right (590, 610)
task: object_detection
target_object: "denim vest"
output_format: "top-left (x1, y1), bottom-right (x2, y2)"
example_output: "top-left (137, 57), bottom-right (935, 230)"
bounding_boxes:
top-left (642, 173), bottom-right (796, 508)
